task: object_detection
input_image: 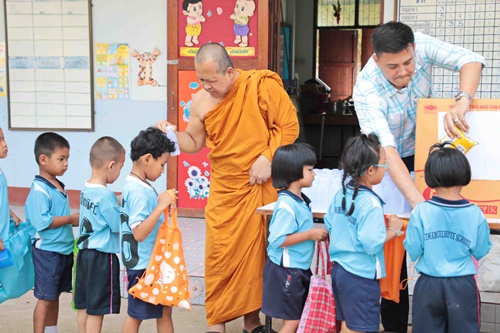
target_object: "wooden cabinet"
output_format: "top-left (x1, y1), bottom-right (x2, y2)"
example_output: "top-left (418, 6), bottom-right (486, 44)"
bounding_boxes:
top-left (302, 113), bottom-right (360, 169)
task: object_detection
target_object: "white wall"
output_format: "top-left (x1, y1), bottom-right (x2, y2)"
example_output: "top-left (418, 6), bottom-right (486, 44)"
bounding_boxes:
top-left (0, 0), bottom-right (169, 193)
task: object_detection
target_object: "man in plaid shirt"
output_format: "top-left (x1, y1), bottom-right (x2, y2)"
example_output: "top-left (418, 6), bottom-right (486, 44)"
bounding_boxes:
top-left (353, 21), bottom-right (485, 333)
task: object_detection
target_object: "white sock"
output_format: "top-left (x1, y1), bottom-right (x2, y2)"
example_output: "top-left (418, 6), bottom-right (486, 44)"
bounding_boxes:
top-left (44, 326), bottom-right (57, 333)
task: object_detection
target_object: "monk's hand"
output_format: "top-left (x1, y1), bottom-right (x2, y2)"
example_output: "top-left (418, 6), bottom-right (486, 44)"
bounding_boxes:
top-left (155, 120), bottom-right (176, 133)
top-left (0, 238), bottom-right (4, 251)
top-left (444, 98), bottom-right (470, 139)
top-left (249, 155), bottom-right (271, 186)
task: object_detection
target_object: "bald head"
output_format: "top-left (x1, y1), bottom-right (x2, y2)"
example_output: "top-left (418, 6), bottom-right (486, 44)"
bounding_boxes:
top-left (195, 43), bottom-right (234, 74)
top-left (90, 136), bottom-right (125, 168)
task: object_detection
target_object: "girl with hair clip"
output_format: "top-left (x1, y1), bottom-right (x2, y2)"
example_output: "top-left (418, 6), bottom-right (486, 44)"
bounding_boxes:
top-left (324, 133), bottom-right (403, 333)
top-left (404, 142), bottom-right (491, 333)
top-left (262, 143), bottom-right (329, 333)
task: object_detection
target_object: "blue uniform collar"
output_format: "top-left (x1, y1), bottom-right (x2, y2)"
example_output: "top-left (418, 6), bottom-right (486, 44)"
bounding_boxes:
top-left (277, 189), bottom-right (312, 209)
top-left (428, 196), bottom-right (471, 208)
top-left (35, 175), bottom-right (66, 193)
top-left (347, 182), bottom-right (385, 205)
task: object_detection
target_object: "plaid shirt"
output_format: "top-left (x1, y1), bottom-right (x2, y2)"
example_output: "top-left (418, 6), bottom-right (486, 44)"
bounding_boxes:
top-left (353, 32), bottom-right (485, 157)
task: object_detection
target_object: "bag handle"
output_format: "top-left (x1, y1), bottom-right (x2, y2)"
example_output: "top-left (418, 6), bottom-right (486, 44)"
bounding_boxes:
top-left (315, 240), bottom-right (328, 277)
top-left (164, 190), bottom-right (178, 228)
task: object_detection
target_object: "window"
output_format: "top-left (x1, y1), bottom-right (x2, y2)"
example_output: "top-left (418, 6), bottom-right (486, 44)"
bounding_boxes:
top-left (317, 0), bottom-right (381, 28)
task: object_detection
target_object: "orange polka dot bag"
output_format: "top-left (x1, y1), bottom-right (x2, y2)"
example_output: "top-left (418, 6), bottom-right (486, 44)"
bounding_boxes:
top-left (128, 191), bottom-right (191, 310)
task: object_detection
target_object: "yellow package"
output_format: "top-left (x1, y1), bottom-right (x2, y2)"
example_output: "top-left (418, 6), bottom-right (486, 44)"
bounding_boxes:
top-left (440, 127), bottom-right (478, 154)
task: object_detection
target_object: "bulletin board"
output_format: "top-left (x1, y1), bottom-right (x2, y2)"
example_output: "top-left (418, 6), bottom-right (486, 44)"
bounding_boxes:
top-left (4, 0), bottom-right (94, 131)
top-left (415, 99), bottom-right (500, 221)
top-left (398, 0), bottom-right (500, 99)
top-left (178, 0), bottom-right (258, 58)
top-left (177, 70), bottom-right (211, 210)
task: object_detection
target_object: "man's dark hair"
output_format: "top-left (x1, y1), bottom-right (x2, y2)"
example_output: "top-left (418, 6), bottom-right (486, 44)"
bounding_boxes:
top-left (195, 42), bottom-right (234, 74)
top-left (371, 21), bottom-right (415, 56)
top-left (271, 143), bottom-right (317, 189)
top-left (130, 127), bottom-right (176, 162)
top-left (424, 142), bottom-right (471, 189)
top-left (34, 132), bottom-right (70, 165)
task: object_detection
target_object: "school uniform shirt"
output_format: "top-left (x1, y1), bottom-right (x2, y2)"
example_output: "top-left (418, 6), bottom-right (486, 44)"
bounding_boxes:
top-left (353, 32), bottom-right (486, 158)
top-left (267, 190), bottom-right (314, 270)
top-left (120, 175), bottom-right (164, 270)
top-left (324, 184), bottom-right (387, 279)
top-left (0, 168), bottom-right (10, 242)
top-left (404, 196), bottom-right (492, 277)
top-left (25, 176), bottom-right (74, 255)
top-left (77, 182), bottom-right (121, 253)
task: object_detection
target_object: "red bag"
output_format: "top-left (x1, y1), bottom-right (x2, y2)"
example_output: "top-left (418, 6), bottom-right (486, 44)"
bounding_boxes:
top-left (297, 240), bottom-right (336, 333)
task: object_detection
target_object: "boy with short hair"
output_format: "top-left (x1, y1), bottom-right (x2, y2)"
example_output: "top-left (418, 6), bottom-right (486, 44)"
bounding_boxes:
top-left (120, 127), bottom-right (177, 333)
top-left (74, 136), bottom-right (126, 333)
top-left (25, 132), bottom-right (80, 333)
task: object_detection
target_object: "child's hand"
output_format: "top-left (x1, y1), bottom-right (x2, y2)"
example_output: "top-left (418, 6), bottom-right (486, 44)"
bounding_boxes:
top-left (10, 213), bottom-right (21, 227)
top-left (158, 190), bottom-right (178, 211)
top-left (0, 238), bottom-right (4, 251)
top-left (387, 214), bottom-right (404, 234)
top-left (309, 228), bottom-right (329, 242)
top-left (70, 212), bottom-right (80, 227)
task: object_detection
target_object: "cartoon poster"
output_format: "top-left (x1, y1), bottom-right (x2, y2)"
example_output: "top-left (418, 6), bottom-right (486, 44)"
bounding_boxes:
top-left (0, 43), bottom-right (6, 97)
top-left (177, 70), bottom-right (211, 209)
top-left (178, 0), bottom-right (258, 58)
top-left (95, 43), bottom-right (130, 100)
top-left (415, 99), bottom-right (500, 220)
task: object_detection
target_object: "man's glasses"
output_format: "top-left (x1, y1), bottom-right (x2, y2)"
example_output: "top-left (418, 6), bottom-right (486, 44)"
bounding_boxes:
top-left (374, 163), bottom-right (389, 169)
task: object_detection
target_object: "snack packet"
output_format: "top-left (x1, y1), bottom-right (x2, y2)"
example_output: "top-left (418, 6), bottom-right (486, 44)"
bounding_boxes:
top-left (440, 127), bottom-right (478, 154)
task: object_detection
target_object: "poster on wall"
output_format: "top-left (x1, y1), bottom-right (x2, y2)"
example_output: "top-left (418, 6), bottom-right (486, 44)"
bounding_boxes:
top-left (415, 99), bottom-right (500, 220)
top-left (177, 70), bottom-right (211, 209)
top-left (0, 43), bottom-right (6, 97)
top-left (178, 0), bottom-right (258, 58)
top-left (95, 43), bottom-right (130, 100)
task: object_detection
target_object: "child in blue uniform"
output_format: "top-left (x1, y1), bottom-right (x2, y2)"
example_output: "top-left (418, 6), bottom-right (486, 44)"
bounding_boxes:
top-left (404, 142), bottom-right (492, 333)
top-left (74, 136), bottom-right (126, 333)
top-left (0, 127), bottom-right (22, 251)
top-left (324, 133), bottom-right (403, 333)
top-left (120, 127), bottom-right (177, 333)
top-left (262, 143), bottom-right (329, 333)
top-left (25, 132), bottom-right (80, 333)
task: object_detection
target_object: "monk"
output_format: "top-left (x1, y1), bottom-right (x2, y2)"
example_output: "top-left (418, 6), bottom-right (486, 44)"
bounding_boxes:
top-left (157, 42), bottom-right (299, 333)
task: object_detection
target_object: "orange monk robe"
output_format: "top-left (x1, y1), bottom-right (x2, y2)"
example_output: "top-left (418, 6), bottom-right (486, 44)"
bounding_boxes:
top-left (379, 216), bottom-right (409, 303)
top-left (203, 69), bottom-right (299, 325)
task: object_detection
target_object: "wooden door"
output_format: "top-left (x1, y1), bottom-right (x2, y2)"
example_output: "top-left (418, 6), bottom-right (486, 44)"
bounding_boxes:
top-left (318, 30), bottom-right (358, 101)
top-left (166, 0), bottom-right (272, 217)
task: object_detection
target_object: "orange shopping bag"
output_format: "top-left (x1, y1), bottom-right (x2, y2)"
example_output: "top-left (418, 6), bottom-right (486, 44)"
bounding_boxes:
top-left (379, 215), bottom-right (408, 303)
top-left (128, 191), bottom-right (191, 310)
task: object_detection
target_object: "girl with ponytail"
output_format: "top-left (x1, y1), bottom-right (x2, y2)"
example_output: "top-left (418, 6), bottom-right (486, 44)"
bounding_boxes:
top-left (324, 133), bottom-right (403, 333)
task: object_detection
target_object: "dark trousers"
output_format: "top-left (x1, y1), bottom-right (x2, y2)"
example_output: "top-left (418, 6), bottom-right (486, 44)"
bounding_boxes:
top-left (380, 254), bottom-right (409, 332)
top-left (379, 155), bottom-right (414, 332)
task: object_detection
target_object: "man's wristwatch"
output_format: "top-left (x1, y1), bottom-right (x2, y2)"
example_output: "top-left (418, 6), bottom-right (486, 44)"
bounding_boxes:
top-left (454, 90), bottom-right (473, 103)
top-left (387, 227), bottom-right (404, 237)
